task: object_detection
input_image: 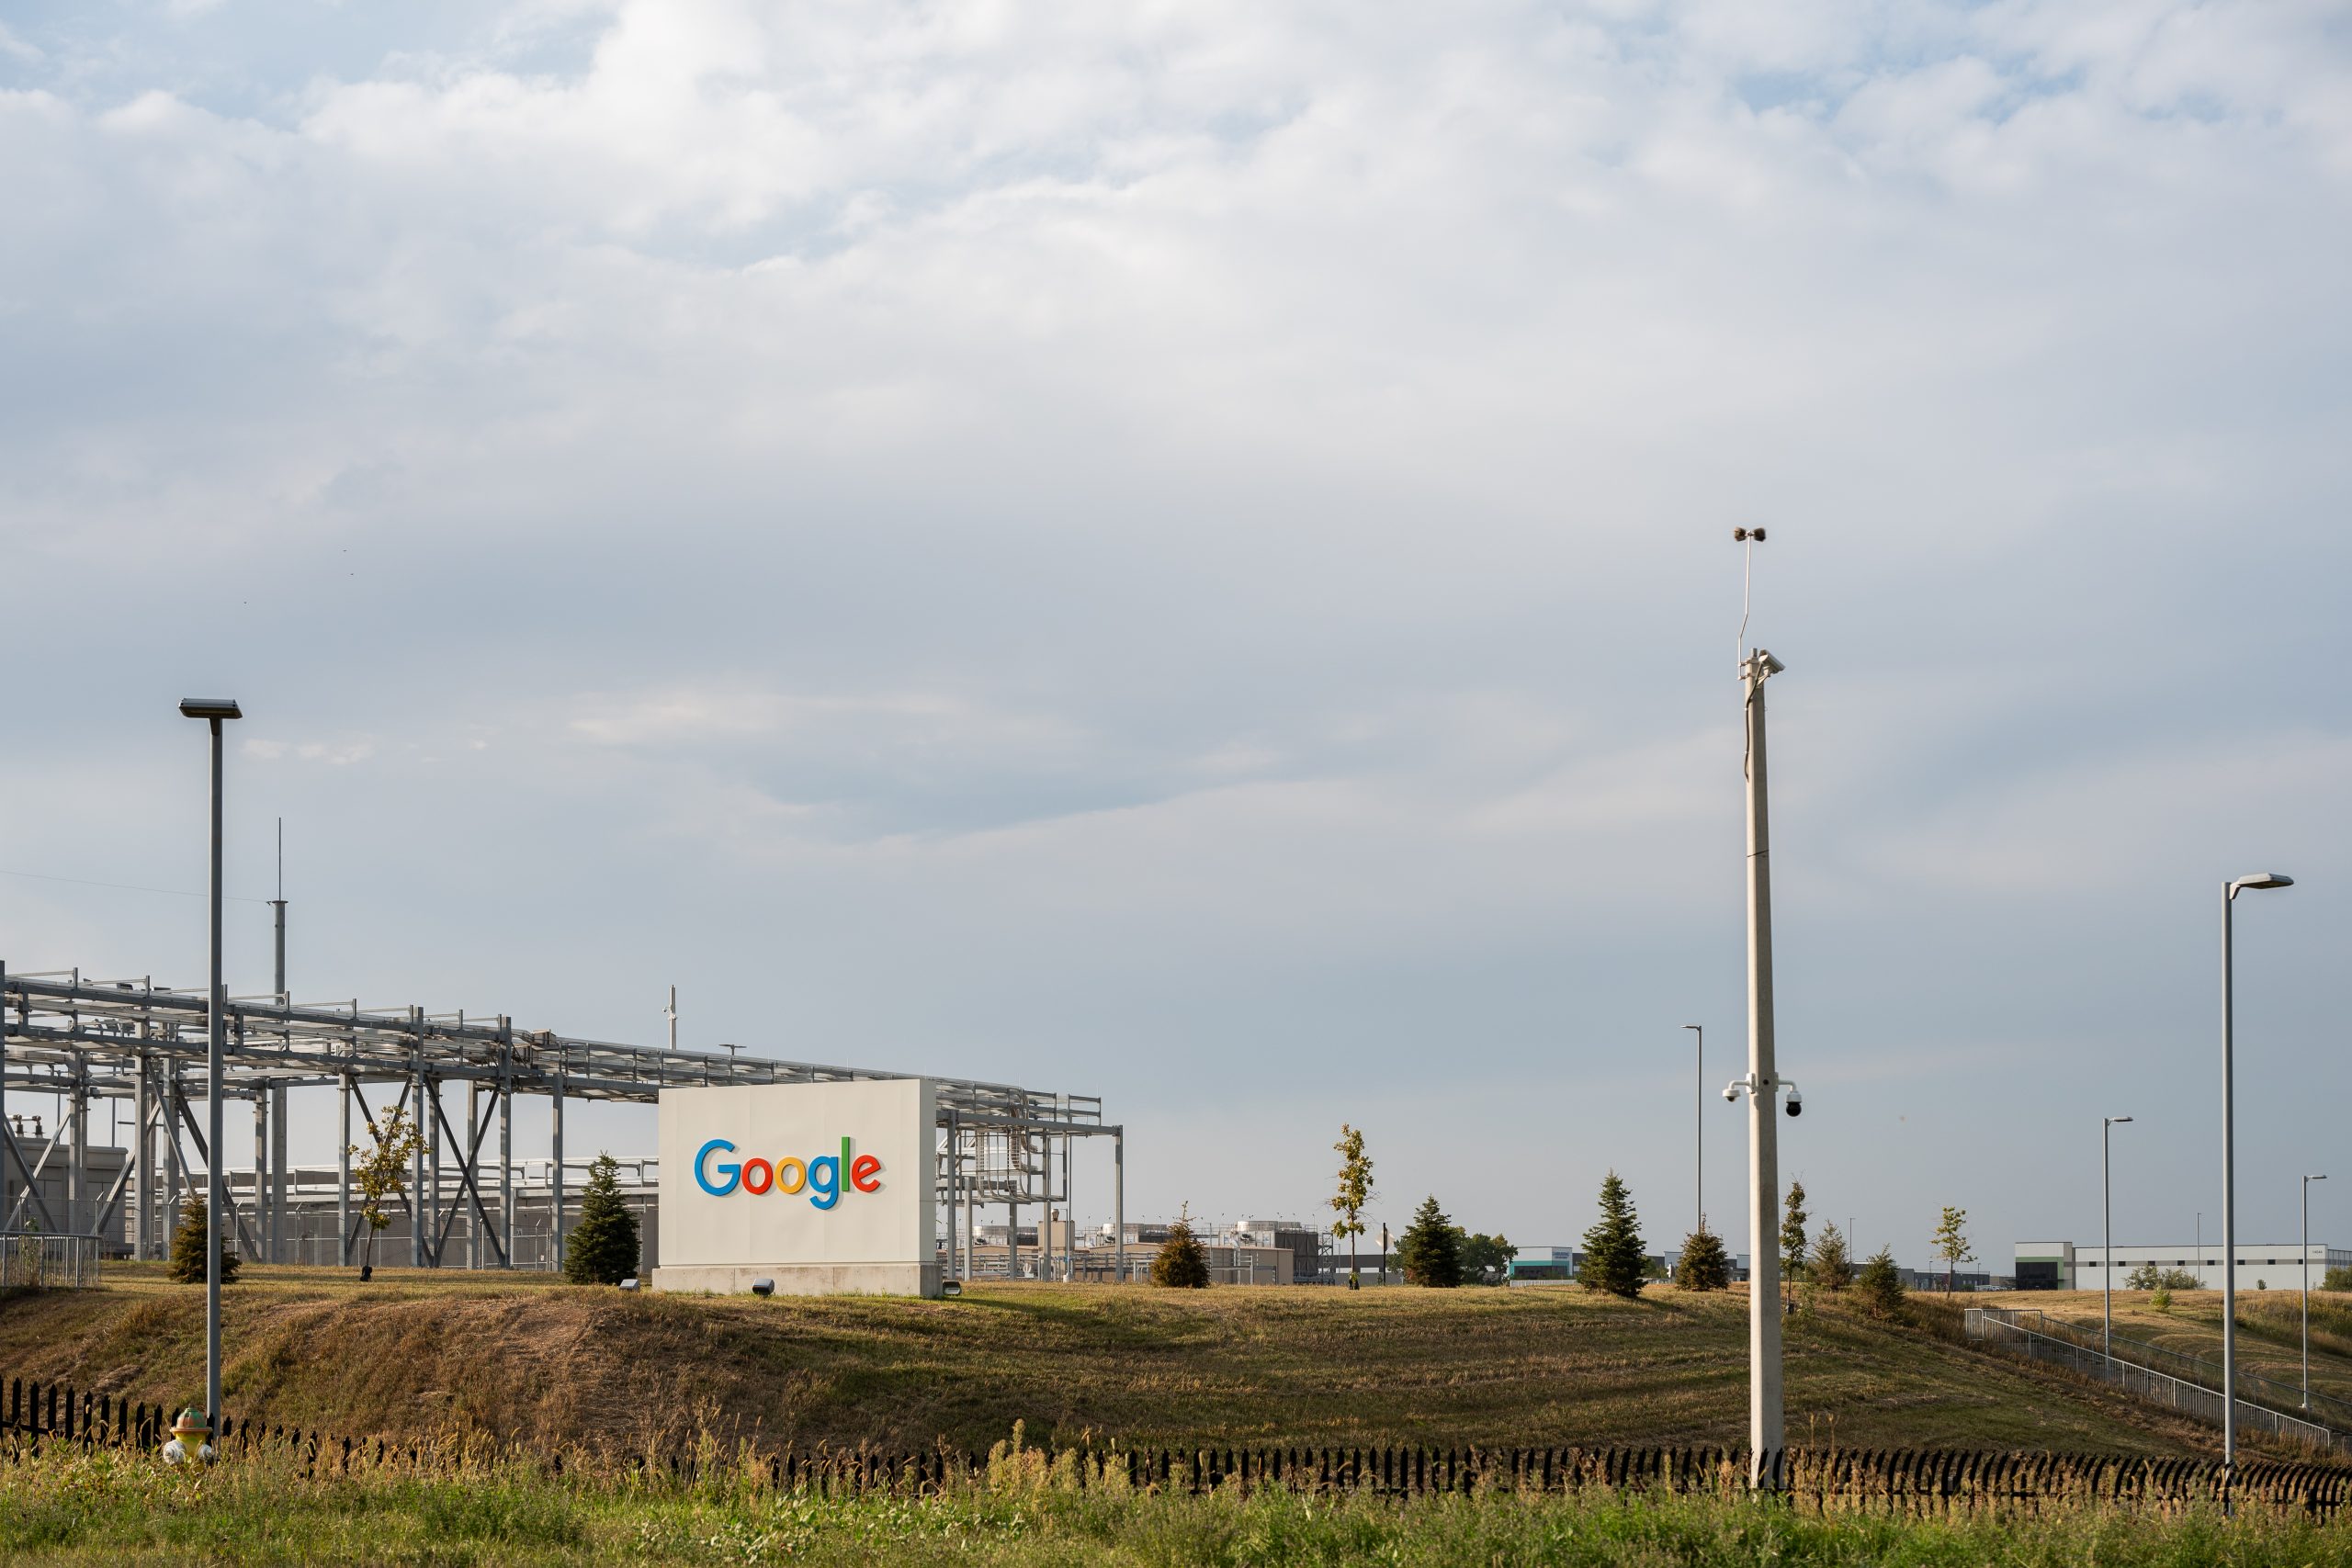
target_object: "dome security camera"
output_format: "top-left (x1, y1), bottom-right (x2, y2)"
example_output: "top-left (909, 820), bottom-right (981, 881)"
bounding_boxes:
top-left (1786, 1089), bottom-right (1804, 1118)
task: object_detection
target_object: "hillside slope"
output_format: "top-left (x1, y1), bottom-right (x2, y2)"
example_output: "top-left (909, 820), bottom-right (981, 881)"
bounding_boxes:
top-left (0, 1265), bottom-right (2233, 1458)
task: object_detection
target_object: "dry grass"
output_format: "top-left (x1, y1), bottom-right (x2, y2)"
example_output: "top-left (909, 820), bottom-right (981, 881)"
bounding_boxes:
top-left (1977, 1287), bottom-right (2352, 1403)
top-left (0, 1266), bottom-right (2241, 1458)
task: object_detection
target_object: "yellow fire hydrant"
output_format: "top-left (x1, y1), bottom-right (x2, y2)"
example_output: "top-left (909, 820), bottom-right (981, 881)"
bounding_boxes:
top-left (162, 1406), bottom-right (215, 1465)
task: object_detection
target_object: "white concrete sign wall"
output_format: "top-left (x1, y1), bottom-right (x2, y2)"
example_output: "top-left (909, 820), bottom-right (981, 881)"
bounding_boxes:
top-left (653, 1078), bottom-right (938, 1297)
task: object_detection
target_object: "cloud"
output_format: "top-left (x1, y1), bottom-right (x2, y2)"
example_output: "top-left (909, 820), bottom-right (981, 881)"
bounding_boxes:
top-left (2, 0), bottom-right (2349, 1258)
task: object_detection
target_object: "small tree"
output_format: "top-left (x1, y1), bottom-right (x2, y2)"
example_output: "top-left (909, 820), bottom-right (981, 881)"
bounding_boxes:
top-left (1856, 1247), bottom-right (1906, 1317)
top-left (564, 1153), bottom-right (642, 1286)
top-left (1329, 1125), bottom-right (1375, 1290)
top-left (1931, 1206), bottom-right (1974, 1295)
top-left (2127, 1264), bottom-right (2199, 1291)
top-left (168, 1194), bottom-right (239, 1286)
top-left (1580, 1171), bottom-right (1648, 1299)
top-left (1780, 1179), bottom-right (1810, 1283)
top-left (2324, 1265), bottom-right (2352, 1292)
top-left (350, 1105), bottom-right (424, 1275)
top-left (1398, 1197), bottom-right (1463, 1287)
top-left (1457, 1230), bottom-right (1518, 1284)
top-left (1809, 1223), bottom-right (1853, 1292)
top-left (1676, 1221), bottom-right (1732, 1292)
top-left (1150, 1205), bottom-right (1210, 1288)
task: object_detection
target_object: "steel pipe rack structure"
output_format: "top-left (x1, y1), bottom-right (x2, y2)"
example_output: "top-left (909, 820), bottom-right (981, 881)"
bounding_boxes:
top-left (1, 964), bottom-right (1123, 1280)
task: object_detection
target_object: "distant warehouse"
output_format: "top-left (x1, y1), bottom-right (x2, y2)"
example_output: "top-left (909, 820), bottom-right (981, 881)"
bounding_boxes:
top-left (2014, 1241), bottom-right (2352, 1291)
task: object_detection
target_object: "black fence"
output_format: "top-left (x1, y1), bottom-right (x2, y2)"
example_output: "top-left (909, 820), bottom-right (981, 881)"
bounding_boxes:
top-left (9, 1371), bottom-right (2352, 1514)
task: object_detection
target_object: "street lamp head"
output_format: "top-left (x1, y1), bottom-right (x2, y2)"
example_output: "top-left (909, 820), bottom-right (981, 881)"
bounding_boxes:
top-left (178, 698), bottom-right (243, 721)
top-left (2311, 1174), bottom-right (2330, 1183)
top-left (2228, 872), bottom-right (2294, 897)
top-left (2108, 1115), bottom-right (2133, 1125)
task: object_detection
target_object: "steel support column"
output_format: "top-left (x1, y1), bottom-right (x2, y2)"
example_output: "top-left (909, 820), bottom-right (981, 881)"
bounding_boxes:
top-left (550, 1075), bottom-right (566, 1272)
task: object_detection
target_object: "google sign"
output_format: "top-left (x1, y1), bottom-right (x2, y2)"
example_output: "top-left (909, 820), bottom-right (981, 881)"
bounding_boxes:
top-left (656, 1078), bottom-right (939, 1297)
top-left (694, 1137), bottom-right (882, 1209)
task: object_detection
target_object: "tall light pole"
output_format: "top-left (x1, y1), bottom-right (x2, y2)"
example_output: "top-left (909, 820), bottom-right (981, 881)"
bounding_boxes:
top-left (1684, 1024), bottom-right (1702, 1235)
top-left (181, 697), bottom-right (242, 1440)
top-left (2305, 1173), bottom-right (2327, 1409)
top-left (1721, 526), bottom-right (1792, 1488)
top-left (2222, 870), bottom-right (2293, 1470)
top-left (2102, 1115), bottom-right (2132, 1367)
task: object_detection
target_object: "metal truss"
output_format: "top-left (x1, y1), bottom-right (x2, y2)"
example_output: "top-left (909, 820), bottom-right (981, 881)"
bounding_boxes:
top-left (2, 963), bottom-right (1120, 1281)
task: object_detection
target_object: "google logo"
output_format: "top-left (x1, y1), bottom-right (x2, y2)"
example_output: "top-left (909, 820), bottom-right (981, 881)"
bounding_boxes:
top-left (694, 1137), bottom-right (881, 1211)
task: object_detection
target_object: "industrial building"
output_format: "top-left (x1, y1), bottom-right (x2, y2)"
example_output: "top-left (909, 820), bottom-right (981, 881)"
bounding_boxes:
top-left (2, 964), bottom-right (1117, 1282)
top-left (2015, 1241), bottom-right (2352, 1291)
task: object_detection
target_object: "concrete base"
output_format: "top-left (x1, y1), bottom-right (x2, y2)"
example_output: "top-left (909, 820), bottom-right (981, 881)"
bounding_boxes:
top-left (651, 1262), bottom-right (942, 1299)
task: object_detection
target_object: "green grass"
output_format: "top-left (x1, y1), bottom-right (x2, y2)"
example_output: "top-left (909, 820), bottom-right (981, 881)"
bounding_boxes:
top-left (0, 1267), bottom-right (2238, 1458)
top-left (0, 1437), bottom-right (2344, 1566)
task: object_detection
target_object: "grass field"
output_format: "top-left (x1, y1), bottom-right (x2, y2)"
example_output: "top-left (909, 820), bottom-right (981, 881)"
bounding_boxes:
top-left (0, 1265), bottom-right (2257, 1458)
top-left (2, 1437), bottom-right (2346, 1567)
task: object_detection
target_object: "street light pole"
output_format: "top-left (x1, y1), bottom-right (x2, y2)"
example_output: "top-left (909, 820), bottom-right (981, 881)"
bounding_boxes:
top-left (1684, 1024), bottom-right (1702, 1236)
top-left (2306, 1173), bottom-right (2327, 1409)
top-left (2102, 1116), bottom-right (2132, 1367)
top-left (181, 697), bottom-right (242, 1440)
top-left (2222, 871), bottom-right (2293, 1472)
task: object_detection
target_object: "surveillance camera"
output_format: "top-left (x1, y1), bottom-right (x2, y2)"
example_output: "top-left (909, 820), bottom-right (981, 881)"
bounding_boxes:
top-left (1758, 651), bottom-right (1786, 674)
top-left (1723, 1080), bottom-right (1741, 1103)
top-left (1786, 1090), bottom-right (1804, 1118)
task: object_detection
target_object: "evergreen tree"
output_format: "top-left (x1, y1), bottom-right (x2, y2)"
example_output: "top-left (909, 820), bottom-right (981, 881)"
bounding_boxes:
top-left (1856, 1247), bottom-right (1906, 1317)
top-left (1675, 1221), bottom-right (1732, 1292)
top-left (1809, 1223), bottom-right (1853, 1292)
top-left (1579, 1171), bottom-right (1648, 1299)
top-left (1779, 1179), bottom-right (1810, 1282)
top-left (1150, 1206), bottom-right (1210, 1287)
top-left (168, 1194), bottom-right (239, 1286)
top-left (563, 1153), bottom-right (641, 1286)
top-left (1398, 1196), bottom-right (1463, 1287)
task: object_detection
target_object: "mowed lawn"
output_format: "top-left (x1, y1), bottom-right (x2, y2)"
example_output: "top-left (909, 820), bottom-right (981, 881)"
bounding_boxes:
top-left (0, 1264), bottom-right (2233, 1458)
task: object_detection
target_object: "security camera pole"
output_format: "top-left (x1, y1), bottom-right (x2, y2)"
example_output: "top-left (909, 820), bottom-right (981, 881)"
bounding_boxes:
top-left (180, 696), bottom-right (242, 1443)
top-left (1728, 526), bottom-right (1785, 1487)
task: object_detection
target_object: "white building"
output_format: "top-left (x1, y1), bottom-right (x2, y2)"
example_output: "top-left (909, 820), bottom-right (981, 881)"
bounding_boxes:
top-left (2015, 1240), bottom-right (2352, 1292)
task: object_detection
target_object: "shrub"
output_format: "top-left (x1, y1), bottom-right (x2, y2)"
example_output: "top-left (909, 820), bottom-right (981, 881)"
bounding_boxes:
top-left (2324, 1266), bottom-right (2352, 1292)
top-left (1399, 1197), bottom-right (1463, 1288)
top-left (563, 1153), bottom-right (641, 1286)
top-left (1150, 1209), bottom-right (1209, 1288)
top-left (168, 1195), bottom-right (239, 1286)
top-left (2126, 1264), bottom-right (2201, 1291)
top-left (1579, 1172), bottom-right (1647, 1299)
top-left (1675, 1224), bottom-right (1732, 1292)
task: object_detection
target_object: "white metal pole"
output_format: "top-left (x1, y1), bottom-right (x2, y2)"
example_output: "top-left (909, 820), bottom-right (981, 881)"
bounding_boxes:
top-left (1686, 1024), bottom-right (1702, 1236)
top-left (1741, 648), bottom-right (1784, 1485)
top-left (1114, 1130), bottom-right (1125, 1283)
top-left (2222, 884), bottom-right (2237, 1469)
top-left (2104, 1119), bottom-right (2112, 1365)
top-left (204, 715), bottom-right (227, 1437)
top-left (2305, 1174), bottom-right (2326, 1407)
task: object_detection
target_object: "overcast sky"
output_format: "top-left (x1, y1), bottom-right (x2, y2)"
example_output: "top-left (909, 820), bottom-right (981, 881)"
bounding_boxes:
top-left (4, 1), bottom-right (2348, 1270)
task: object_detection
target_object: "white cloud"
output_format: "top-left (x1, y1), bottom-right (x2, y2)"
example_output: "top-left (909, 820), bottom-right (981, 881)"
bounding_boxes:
top-left (2, 0), bottom-right (2349, 1254)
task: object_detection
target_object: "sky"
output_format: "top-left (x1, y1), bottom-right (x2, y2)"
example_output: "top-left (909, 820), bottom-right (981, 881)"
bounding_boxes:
top-left (3, 0), bottom-right (2349, 1272)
